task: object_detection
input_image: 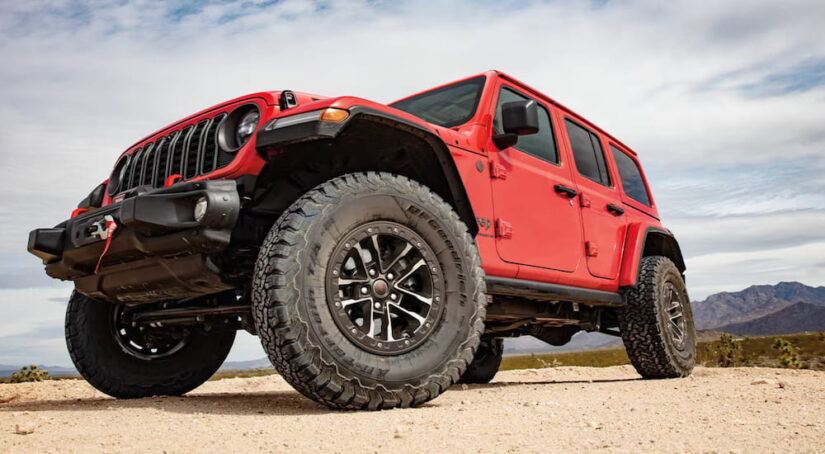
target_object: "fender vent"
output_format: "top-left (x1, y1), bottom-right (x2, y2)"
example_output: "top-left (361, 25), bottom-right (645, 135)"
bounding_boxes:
top-left (116, 113), bottom-right (233, 194)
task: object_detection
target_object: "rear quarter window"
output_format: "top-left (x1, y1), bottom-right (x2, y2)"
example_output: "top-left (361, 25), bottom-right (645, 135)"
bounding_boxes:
top-left (610, 145), bottom-right (651, 206)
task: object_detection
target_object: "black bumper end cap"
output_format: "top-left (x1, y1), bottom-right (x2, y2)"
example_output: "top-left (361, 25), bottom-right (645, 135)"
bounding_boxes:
top-left (28, 228), bottom-right (65, 262)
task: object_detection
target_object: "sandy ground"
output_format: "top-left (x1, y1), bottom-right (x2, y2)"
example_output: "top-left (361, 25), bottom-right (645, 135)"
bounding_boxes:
top-left (1, 366), bottom-right (823, 453)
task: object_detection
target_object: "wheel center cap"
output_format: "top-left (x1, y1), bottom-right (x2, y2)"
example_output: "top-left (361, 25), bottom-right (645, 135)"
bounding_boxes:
top-left (372, 279), bottom-right (390, 298)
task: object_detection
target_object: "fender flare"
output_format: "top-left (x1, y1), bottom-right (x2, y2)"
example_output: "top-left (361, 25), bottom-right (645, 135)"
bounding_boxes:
top-left (255, 106), bottom-right (478, 236)
top-left (619, 225), bottom-right (686, 287)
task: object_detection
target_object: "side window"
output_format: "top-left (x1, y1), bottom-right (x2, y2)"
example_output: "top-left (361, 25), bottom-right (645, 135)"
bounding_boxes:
top-left (493, 88), bottom-right (558, 164)
top-left (610, 145), bottom-right (651, 206)
top-left (564, 119), bottom-right (611, 186)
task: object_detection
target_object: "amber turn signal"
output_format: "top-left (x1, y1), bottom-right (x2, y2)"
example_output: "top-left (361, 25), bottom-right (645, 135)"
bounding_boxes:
top-left (319, 108), bottom-right (349, 123)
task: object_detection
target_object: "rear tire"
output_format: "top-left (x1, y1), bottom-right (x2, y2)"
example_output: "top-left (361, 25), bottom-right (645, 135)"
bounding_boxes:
top-left (457, 338), bottom-right (503, 384)
top-left (65, 292), bottom-right (235, 399)
top-left (252, 172), bottom-right (487, 410)
top-left (620, 256), bottom-right (695, 378)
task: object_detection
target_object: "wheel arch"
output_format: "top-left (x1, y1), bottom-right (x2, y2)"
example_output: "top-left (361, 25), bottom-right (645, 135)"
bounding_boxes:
top-left (250, 107), bottom-right (478, 236)
top-left (619, 225), bottom-right (686, 287)
top-left (643, 228), bottom-right (686, 273)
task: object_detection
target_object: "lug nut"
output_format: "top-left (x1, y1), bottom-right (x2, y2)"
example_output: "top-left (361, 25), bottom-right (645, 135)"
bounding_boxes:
top-left (387, 273), bottom-right (394, 280)
top-left (361, 286), bottom-right (369, 295)
top-left (390, 293), bottom-right (398, 301)
top-left (369, 269), bottom-right (377, 277)
top-left (374, 302), bottom-right (382, 309)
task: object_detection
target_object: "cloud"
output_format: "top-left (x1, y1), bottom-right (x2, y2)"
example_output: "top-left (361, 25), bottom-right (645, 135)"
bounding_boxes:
top-left (1, 0), bottom-right (824, 364)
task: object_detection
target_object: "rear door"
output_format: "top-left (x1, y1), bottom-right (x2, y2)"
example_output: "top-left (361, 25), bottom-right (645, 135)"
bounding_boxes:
top-left (489, 86), bottom-right (583, 272)
top-left (561, 118), bottom-right (627, 279)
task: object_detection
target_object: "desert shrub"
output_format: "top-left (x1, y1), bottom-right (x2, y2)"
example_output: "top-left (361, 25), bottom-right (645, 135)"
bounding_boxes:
top-left (535, 356), bottom-right (562, 368)
top-left (771, 338), bottom-right (803, 369)
top-left (10, 365), bottom-right (50, 383)
top-left (715, 334), bottom-right (745, 367)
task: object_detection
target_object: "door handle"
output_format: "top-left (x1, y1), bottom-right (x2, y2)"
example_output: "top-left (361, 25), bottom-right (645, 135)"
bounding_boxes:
top-left (607, 204), bottom-right (625, 216)
top-left (554, 184), bottom-right (578, 198)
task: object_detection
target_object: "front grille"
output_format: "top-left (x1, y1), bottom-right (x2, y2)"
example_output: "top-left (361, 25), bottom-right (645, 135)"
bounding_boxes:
top-left (117, 113), bottom-right (233, 193)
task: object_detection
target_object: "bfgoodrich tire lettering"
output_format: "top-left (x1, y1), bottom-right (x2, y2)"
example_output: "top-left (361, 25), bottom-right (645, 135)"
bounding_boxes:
top-left (620, 256), bottom-right (695, 378)
top-left (252, 172), bottom-right (487, 410)
top-left (65, 292), bottom-right (235, 398)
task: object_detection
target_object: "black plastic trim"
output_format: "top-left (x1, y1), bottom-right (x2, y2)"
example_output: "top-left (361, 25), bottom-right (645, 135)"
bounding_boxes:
top-left (641, 226), bottom-right (686, 272)
top-left (28, 180), bottom-right (240, 286)
top-left (485, 276), bottom-right (624, 307)
top-left (254, 106), bottom-right (479, 236)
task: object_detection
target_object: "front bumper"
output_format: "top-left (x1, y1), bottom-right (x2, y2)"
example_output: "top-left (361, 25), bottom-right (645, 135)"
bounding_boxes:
top-left (28, 180), bottom-right (240, 304)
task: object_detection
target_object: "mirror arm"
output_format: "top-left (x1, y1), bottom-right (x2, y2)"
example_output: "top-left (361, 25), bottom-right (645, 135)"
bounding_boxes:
top-left (492, 133), bottom-right (518, 149)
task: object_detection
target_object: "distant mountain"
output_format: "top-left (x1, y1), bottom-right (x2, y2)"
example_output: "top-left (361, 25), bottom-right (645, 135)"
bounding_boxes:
top-left (716, 302), bottom-right (825, 336)
top-left (503, 332), bottom-right (621, 355)
top-left (692, 281), bottom-right (825, 330)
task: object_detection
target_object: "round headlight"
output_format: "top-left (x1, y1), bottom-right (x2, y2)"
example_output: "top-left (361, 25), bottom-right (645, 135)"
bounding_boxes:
top-left (235, 110), bottom-right (259, 147)
top-left (218, 104), bottom-right (261, 153)
top-left (107, 155), bottom-right (131, 196)
top-left (194, 196), bottom-right (208, 222)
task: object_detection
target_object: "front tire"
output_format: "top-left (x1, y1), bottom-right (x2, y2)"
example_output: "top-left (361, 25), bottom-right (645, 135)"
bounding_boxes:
top-left (252, 172), bottom-right (487, 410)
top-left (65, 292), bottom-right (235, 399)
top-left (620, 256), bottom-right (695, 378)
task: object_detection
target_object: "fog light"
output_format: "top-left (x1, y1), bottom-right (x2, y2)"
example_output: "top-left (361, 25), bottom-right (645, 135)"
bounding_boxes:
top-left (194, 197), bottom-right (208, 222)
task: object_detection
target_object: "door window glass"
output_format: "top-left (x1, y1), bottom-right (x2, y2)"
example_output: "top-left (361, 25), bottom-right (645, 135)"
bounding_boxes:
top-left (493, 88), bottom-right (558, 164)
top-left (565, 119), bottom-right (611, 186)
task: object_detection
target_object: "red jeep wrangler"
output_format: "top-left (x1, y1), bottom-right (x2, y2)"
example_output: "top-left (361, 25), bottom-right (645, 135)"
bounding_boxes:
top-left (29, 71), bottom-right (695, 409)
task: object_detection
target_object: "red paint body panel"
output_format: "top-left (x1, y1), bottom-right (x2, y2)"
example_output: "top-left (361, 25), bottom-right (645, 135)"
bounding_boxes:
top-left (97, 71), bottom-right (676, 290)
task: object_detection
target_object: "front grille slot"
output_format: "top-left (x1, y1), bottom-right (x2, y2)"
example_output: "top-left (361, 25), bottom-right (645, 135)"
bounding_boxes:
top-left (200, 113), bottom-right (226, 174)
top-left (184, 120), bottom-right (209, 180)
top-left (169, 127), bottom-right (190, 177)
top-left (117, 112), bottom-right (234, 194)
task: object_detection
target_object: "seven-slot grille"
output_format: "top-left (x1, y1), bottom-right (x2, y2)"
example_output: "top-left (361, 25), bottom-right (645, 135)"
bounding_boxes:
top-left (118, 113), bottom-right (234, 193)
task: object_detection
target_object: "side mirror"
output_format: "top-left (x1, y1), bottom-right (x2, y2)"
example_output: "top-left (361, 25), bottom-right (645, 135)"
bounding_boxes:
top-left (493, 100), bottom-right (539, 149)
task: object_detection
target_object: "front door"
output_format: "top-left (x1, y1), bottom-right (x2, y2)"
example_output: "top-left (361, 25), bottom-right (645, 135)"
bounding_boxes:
top-left (490, 86), bottom-right (583, 272)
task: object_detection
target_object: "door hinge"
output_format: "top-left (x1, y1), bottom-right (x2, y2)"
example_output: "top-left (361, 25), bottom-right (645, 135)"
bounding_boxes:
top-left (490, 162), bottom-right (508, 179)
top-left (585, 241), bottom-right (599, 257)
top-left (495, 218), bottom-right (513, 239)
top-left (579, 193), bottom-right (591, 208)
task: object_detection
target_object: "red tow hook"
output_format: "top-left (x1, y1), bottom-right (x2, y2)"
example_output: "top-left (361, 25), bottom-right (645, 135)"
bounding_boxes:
top-left (92, 215), bottom-right (119, 274)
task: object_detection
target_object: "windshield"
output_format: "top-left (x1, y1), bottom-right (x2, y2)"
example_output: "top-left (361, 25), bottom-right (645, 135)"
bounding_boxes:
top-left (390, 76), bottom-right (485, 128)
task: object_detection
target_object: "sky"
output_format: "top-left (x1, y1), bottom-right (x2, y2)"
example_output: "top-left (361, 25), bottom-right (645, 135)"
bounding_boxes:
top-left (1, 0), bottom-right (824, 366)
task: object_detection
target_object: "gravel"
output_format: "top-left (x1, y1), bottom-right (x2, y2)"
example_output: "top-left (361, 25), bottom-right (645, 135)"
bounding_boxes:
top-left (1, 365), bottom-right (823, 453)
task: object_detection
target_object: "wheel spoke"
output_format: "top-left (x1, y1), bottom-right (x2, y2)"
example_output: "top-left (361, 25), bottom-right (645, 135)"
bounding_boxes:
top-left (340, 297), bottom-right (372, 308)
top-left (396, 287), bottom-right (433, 306)
top-left (388, 302), bottom-right (426, 326)
top-left (384, 243), bottom-right (413, 273)
top-left (366, 303), bottom-right (377, 338)
top-left (337, 277), bottom-right (369, 286)
top-left (384, 309), bottom-right (395, 342)
top-left (370, 234), bottom-right (384, 273)
top-left (395, 259), bottom-right (426, 284)
top-left (669, 319), bottom-right (684, 341)
top-left (352, 242), bottom-right (372, 275)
